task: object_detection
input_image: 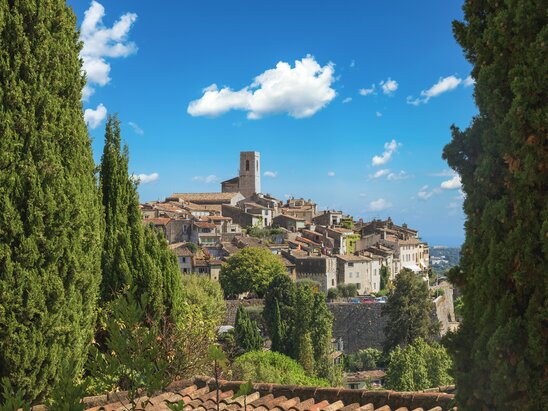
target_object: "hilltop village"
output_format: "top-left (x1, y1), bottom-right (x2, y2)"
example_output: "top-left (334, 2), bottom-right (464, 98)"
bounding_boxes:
top-left (141, 151), bottom-right (431, 294)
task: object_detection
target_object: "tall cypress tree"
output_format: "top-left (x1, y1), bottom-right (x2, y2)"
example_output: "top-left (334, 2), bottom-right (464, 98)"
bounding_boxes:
top-left (234, 306), bottom-right (262, 353)
top-left (0, 0), bottom-right (101, 402)
top-left (98, 115), bottom-right (183, 323)
top-left (444, 1), bottom-right (546, 409)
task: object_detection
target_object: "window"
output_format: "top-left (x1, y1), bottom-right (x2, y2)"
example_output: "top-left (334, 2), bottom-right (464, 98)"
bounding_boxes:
top-left (332, 279), bottom-right (335, 286)
top-left (356, 283), bottom-right (361, 289)
top-left (349, 272), bottom-right (353, 278)
top-left (348, 262), bottom-right (354, 267)
top-left (246, 159), bottom-right (249, 171)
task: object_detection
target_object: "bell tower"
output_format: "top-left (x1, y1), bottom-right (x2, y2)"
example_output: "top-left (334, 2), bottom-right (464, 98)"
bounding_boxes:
top-left (239, 151), bottom-right (261, 197)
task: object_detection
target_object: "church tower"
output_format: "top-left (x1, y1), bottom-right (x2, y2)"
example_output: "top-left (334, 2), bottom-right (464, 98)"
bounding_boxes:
top-left (239, 151), bottom-right (261, 197)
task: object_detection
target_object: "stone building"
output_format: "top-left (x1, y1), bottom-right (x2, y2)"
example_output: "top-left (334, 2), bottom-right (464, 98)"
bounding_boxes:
top-left (221, 151), bottom-right (261, 197)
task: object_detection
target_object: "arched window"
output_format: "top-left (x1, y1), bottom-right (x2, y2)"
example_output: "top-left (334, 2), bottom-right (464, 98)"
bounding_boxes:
top-left (245, 159), bottom-right (249, 171)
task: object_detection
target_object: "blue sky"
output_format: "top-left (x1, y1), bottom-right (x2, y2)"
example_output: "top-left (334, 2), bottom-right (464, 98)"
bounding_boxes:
top-left (70, 0), bottom-right (476, 247)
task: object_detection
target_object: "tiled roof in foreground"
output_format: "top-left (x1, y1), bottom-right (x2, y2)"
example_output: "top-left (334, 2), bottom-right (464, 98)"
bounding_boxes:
top-left (77, 376), bottom-right (457, 411)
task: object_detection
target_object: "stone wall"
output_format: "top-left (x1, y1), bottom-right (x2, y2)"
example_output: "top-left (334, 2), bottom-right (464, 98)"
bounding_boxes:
top-left (329, 303), bottom-right (387, 353)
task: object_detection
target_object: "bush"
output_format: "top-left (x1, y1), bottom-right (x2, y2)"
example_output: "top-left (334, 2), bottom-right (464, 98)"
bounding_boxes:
top-left (232, 351), bottom-right (329, 387)
top-left (327, 288), bottom-right (339, 300)
top-left (337, 283), bottom-right (358, 297)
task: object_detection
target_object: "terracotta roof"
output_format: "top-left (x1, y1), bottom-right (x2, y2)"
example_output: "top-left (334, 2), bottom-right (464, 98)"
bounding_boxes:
top-left (335, 254), bottom-right (371, 262)
top-left (144, 217), bottom-right (171, 225)
top-left (79, 376), bottom-right (457, 410)
top-left (194, 221), bottom-right (217, 229)
top-left (399, 238), bottom-right (421, 245)
top-left (171, 193), bottom-right (242, 202)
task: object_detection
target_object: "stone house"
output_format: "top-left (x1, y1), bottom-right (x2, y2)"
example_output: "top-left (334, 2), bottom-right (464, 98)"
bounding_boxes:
top-left (312, 210), bottom-right (343, 226)
top-left (169, 243), bottom-right (194, 273)
top-left (221, 204), bottom-right (264, 228)
top-left (335, 254), bottom-right (373, 294)
top-left (280, 197), bottom-right (317, 223)
top-left (190, 221), bottom-right (221, 246)
top-left (284, 251), bottom-right (337, 292)
top-left (272, 214), bottom-right (305, 232)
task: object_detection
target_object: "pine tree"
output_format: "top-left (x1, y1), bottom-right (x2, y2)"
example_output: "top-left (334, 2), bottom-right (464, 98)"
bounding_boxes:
top-left (234, 306), bottom-right (262, 353)
top-left (443, 2), bottom-right (547, 409)
top-left (0, 0), bottom-right (101, 402)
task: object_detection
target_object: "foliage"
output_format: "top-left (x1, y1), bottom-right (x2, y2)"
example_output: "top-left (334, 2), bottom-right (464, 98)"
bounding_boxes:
top-left (208, 345), bottom-right (228, 411)
top-left (246, 227), bottom-right (283, 239)
top-left (220, 247), bottom-right (287, 296)
top-left (0, 378), bottom-right (30, 411)
top-left (385, 338), bottom-right (453, 391)
top-left (232, 351), bottom-right (329, 387)
top-left (164, 276), bottom-right (225, 379)
top-left (264, 280), bottom-right (338, 384)
top-left (235, 381), bottom-right (253, 411)
top-left (87, 293), bottom-right (170, 410)
top-left (263, 274), bottom-right (295, 352)
top-left (379, 265), bottom-right (390, 291)
top-left (235, 307), bottom-right (263, 353)
top-left (0, 0), bottom-right (102, 402)
top-left (432, 289), bottom-right (445, 298)
top-left (298, 333), bottom-right (315, 375)
top-left (453, 296), bottom-right (463, 321)
top-left (327, 287), bottom-right (339, 300)
top-left (98, 116), bottom-right (184, 323)
top-left (344, 348), bottom-right (383, 372)
top-left (442, 2), bottom-right (547, 409)
top-left (336, 283), bottom-right (357, 297)
top-left (382, 269), bottom-right (439, 352)
top-left (46, 362), bottom-right (88, 411)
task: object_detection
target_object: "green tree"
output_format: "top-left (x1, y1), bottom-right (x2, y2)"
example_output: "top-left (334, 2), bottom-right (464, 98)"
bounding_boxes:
top-left (297, 333), bottom-right (315, 376)
top-left (385, 338), bottom-right (453, 391)
top-left (379, 265), bottom-right (390, 291)
top-left (232, 351), bottom-right (328, 387)
top-left (310, 293), bottom-right (335, 380)
top-left (263, 274), bottom-right (295, 350)
top-left (443, 2), bottom-right (547, 409)
top-left (327, 287), bottom-right (339, 300)
top-left (219, 247), bottom-right (287, 296)
top-left (344, 348), bottom-right (383, 372)
top-left (382, 269), bottom-right (438, 352)
top-left (0, 1), bottom-right (101, 402)
top-left (98, 116), bottom-right (183, 324)
top-left (235, 306), bottom-right (263, 353)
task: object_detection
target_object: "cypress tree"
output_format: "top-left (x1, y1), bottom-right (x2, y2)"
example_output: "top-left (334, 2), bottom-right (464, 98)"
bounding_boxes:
top-left (298, 333), bottom-right (315, 376)
top-left (444, 1), bottom-right (547, 409)
top-left (234, 306), bottom-right (262, 352)
top-left (270, 298), bottom-right (284, 353)
top-left (310, 293), bottom-right (335, 380)
top-left (98, 116), bottom-right (183, 323)
top-left (0, 0), bottom-right (101, 402)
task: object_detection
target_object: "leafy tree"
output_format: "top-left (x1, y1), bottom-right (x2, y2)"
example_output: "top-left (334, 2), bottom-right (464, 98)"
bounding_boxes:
top-left (0, 0), bottom-right (101, 401)
top-left (164, 275), bottom-right (225, 379)
top-left (88, 293), bottom-right (170, 410)
top-left (232, 351), bottom-right (328, 387)
top-left (382, 269), bottom-right (438, 352)
top-left (219, 247), bottom-right (287, 296)
top-left (344, 348), bottom-right (383, 372)
top-left (385, 338), bottom-right (453, 391)
top-left (327, 287), bottom-right (339, 300)
top-left (235, 306), bottom-right (263, 353)
top-left (443, 2), bottom-right (547, 409)
top-left (337, 283), bottom-right (357, 297)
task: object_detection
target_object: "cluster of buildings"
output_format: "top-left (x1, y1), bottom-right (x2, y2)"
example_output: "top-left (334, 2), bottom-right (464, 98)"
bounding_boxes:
top-left (141, 151), bottom-right (430, 294)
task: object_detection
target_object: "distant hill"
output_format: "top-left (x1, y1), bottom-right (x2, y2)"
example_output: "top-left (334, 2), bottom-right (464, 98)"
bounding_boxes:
top-left (430, 246), bottom-right (461, 276)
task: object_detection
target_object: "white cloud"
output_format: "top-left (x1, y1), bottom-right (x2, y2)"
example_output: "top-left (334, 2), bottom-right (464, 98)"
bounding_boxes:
top-left (447, 202), bottom-right (459, 209)
top-left (84, 103), bottom-right (107, 129)
top-left (128, 121), bottom-right (144, 136)
top-left (376, 111), bottom-right (382, 117)
top-left (79, 1), bottom-right (137, 100)
top-left (264, 171), bottom-right (278, 177)
top-left (342, 97), bottom-right (352, 104)
top-left (193, 175), bottom-right (218, 183)
top-left (417, 185), bottom-right (434, 200)
top-left (441, 174), bottom-right (462, 190)
top-left (429, 169), bottom-right (455, 177)
top-left (407, 75), bottom-right (463, 105)
top-left (372, 139), bottom-right (401, 166)
top-left (350, 60), bottom-right (356, 68)
top-left (370, 169), bottom-right (390, 179)
top-left (464, 75), bottom-right (474, 87)
top-left (187, 55), bottom-right (336, 119)
top-left (368, 198), bottom-right (392, 211)
top-left (380, 78), bottom-right (398, 95)
top-left (387, 170), bottom-right (409, 181)
top-left (137, 172), bottom-right (159, 184)
top-left (327, 171), bottom-right (335, 177)
top-left (359, 85), bottom-right (375, 96)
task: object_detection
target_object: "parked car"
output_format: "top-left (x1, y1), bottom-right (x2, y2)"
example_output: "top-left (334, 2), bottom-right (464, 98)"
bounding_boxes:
top-left (375, 296), bottom-right (387, 303)
top-left (361, 295), bottom-right (375, 304)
